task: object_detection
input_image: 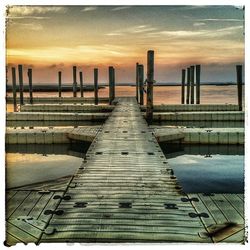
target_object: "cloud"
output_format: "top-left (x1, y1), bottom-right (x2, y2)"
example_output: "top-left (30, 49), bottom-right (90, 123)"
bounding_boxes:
top-left (81, 7), bottom-right (97, 12)
top-left (106, 25), bottom-right (157, 36)
top-left (111, 6), bottom-right (131, 11)
top-left (193, 22), bottom-right (206, 27)
top-left (7, 6), bottom-right (67, 16)
top-left (11, 22), bottom-right (43, 31)
top-left (198, 18), bottom-right (243, 22)
top-left (7, 16), bottom-right (51, 20)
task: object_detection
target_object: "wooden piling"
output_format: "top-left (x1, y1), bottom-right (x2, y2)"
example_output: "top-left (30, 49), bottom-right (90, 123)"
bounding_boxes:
top-left (109, 66), bottom-right (115, 105)
top-left (58, 71), bottom-right (62, 98)
top-left (136, 62), bottom-right (139, 102)
top-left (236, 65), bottom-right (243, 111)
top-left (79, 71), bottom-right (84, 98)
top-left (11, 67), bottom-right (17, 112)
top-left (18, 65), bottom-right (24, 105)
top-left (138, 64), bottom-right (144, 105)
top-left (73, 66), bottom-right (77, 97)
top-left (94, 68), bottom-right (98, 105)
top-left (196, 65), bottom-right (201, 104)
top-left (146, 50), bottom-right (154, 124)
top-left (186, 67), bottom-right (190, 104)
top-left (190, 65), bottom-right (195, 104)
top-left (181, 69), bottom-right (185, 104)
top-left (27, 69), bottom-right (33, 104)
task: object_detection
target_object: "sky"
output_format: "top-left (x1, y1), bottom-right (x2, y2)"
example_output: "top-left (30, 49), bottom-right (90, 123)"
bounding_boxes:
top-left (5, 5), bottom-right (245, 84)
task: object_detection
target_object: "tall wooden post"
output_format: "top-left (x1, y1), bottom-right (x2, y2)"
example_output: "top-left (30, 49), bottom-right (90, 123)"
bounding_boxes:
top-left (181, 69), bottom-right (185, 104)
top-left (109, 66), bottom-right (115, 105)
top-left (138, 64), bottom-right (144, 105)
top-left (186, 67), bottom-right (190, 104)
top-left (11, 67), bottom-right (17, 112)
top-left (196, 65), bottom-right (201, 104)
top-left (146, 50), bottom-right (154, 124)
top-left (79, 71), bottom-right (84, 98)
top-left (136, 62), bottom-right (139, 102)
top-left (18, 65), bottom-right (24, 105)
top-left (94, 68), bottom-right (98, 105)
top-left (58, 71), bottom-right (62, 97)
top-left (27, 68), bottom-right (33, 104)
top-left (73, 66), bottom-right (77, 97)
top-left (190, 65), bottom-right (195, 104)
top-left (236, 65), bottom-right (243, 111)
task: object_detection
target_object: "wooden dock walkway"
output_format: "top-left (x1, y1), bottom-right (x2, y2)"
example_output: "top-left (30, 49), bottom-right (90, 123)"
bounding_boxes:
top-left (6, 97), bottom-right (245, 245)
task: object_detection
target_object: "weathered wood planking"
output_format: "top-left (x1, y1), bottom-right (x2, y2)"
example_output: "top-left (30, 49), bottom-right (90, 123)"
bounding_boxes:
top-left (187, 193), bottom-right (245, 243)
top-left (41, 97), bottom-right (211, 243)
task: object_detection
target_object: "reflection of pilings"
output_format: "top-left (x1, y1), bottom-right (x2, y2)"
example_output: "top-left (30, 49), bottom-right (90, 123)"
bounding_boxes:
top-left (11, 67), bottom-right (17, 112)
top-left (58, 71), bottom-right (62, 98)
top-left (160, 143), bottom-right (244, 159)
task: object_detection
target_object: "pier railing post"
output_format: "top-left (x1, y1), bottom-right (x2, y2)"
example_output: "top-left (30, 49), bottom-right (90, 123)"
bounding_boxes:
top-left (190, 65), bottom-right (195, 104)
top-left (109, 66), bottom-right (114, 105)
top-left (94, 68), bottom-right (98, 105)
top-left (58, 71), bottom-right (62, 98)
top-left (196, 65), bottom-right (201, 104)
top-left (27, 68), bottom-right (33, 104)
top-left (73, 66), bottom-right (77, 97)
top-left (186, 67), bottom-right (190, 104)
top-left (146, 50), bottom-right (154, 124)
top-left (79, 71), bottom-right (84, 98)
top-left (18, 65), bottom-right (24, 105)
top-left (181, 69), bottom-right (185, 104)
top-left (112, 67), bottom-right (115, 103)
top-left (138, 64), bottom-right (144, 105)
top-left (236, 65), bottom-right (243, 111)
top-left (136, 62), bottom-right (139, 102)
top-left (11, 67), bottom-right (17, 112)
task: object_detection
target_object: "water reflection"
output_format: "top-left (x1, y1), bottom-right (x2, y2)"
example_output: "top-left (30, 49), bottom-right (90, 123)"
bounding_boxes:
top-left (160, 143), bottom-right (244, 193)
top-left (5, 143), bottom-right (90, 189)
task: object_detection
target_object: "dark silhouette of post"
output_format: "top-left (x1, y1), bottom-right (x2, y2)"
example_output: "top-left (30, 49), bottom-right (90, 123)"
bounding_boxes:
top-left (11, 67), bottom-right (17, 112)
top-left (236, 65), bottom-right (243, 111)
top-left (18, 65), bottom-right (24, 105)
top-left (196, 65), bottom-right (201, 104)
top-left (146, 50), bottom-right (154, 124)
top-left (58, 71), bottom-right (62, 97)
top-left (73, 66), bottom-right (77, 97)
top-left (109, 66), bottom-right (115, 105)
top-left (190, 65), bottom-right (195, 104)
top-left (79, 71), bottom-right (84, 98)
top-left (94, 68), bottom-right (98, 105)
top-left (138, 64), bottom-right (144, 105)
top-left (27, 68), bottom-right (33, 104)
top-left (186, 67), bottom-right (190, 104)
top-left (136, 62), bottom-right (139, 102)
top-left (181, 69), bottom-right (185, 104)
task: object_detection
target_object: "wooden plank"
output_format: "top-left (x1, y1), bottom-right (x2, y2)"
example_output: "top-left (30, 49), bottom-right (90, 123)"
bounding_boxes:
top-left (220, 228), bottom-right (245, 243)
top-left (222, 194), bottom-right (244, 218)
top-left (6, 190), bottom-right (17, 202)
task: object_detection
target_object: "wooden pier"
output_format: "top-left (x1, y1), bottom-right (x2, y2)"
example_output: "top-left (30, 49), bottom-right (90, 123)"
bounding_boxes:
top-left (5, 97), bottom-right (245, 245)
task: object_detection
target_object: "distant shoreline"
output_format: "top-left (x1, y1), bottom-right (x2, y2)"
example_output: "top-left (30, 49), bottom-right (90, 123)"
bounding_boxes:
top-left (6, 82), bottom-right (241, 92)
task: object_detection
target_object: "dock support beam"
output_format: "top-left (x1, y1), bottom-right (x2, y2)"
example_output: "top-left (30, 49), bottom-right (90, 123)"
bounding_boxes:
top-left (73, 66), bottom-right (77, 97)
top-left (27, 69), bottom-right (33, 104)
top-left (186, 67), bottom-right (190, 104)
top-left (58, 71), bottom-right (62, 98)
top-left (94, 68), bottom-right (98, 105)
top-left (136, 62), bottom-right (139, 102)
top-left (109, 66), bottom-right (115, 105)
top-left (196, 65), bottom-right (201, 104)
top-left (181, 69), bottom-right (185, 104)
top-left (236, 65), bottom-right (243, 111)
top-left (138, 64), bottom-right (144, 105)
top-left (18, 65), bottom-right (24, 106)
top-left (190, 65), bottom-right (195, 104)
top-left (79, 71), bottom-right (84, 98)
top-left (11, 67), bottom-right (17, 112)
top-left (146, 50), bottom-right (154, 124)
